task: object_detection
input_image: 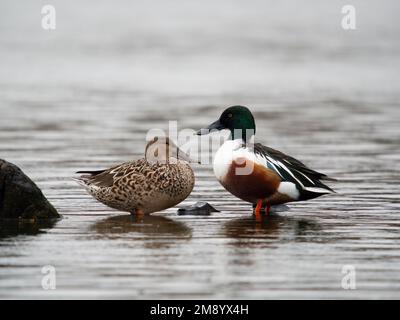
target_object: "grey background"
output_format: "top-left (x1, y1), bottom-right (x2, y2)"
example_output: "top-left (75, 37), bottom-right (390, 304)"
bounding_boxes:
top-left (0, 0), bottom-right (399, 299)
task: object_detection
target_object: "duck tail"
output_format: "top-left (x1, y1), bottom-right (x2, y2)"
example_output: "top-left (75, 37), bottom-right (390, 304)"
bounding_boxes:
top-left (320, 175), bottom-right (338, 182)
top-left (76, 169), bottom-right (106, 175)
top-left (72, 176), bottom-right (88, 187)
top-left (298, 177), bottom-right (336, 201)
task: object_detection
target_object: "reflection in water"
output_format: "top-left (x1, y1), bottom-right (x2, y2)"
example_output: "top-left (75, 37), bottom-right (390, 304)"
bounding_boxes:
top-left (92, 214), bottom-right (192, 242)
top-left (0, 219), bottom-right (58, 239)
top-left (224, 215), bottom-right (324, 245)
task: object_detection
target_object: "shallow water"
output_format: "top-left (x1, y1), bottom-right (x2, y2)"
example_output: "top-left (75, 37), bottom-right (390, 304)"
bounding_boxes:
top-left (0, 0), bottom-right (400, 299)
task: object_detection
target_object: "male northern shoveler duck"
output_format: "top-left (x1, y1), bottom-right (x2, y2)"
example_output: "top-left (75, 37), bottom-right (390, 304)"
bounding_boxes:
top-left (74, 137), bottom-right (195, 215)
top-left (197, 105), bottom-right (335, 217)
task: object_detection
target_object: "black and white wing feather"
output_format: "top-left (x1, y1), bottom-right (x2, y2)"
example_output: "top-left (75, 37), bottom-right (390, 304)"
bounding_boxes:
top-left (253, 143), bottom-right (335, 199)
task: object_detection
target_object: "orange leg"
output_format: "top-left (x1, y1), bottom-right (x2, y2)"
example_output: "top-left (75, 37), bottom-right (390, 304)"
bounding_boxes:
top-left (254, 200), bottom-right (262, 219)
top-left (131, 208), bottom-right (145, 215)
top-left (264, 202), bottom-right (271, 215)
top-left (132, 209), bottom-right (145, 223)
top-left (131, 209), bottom-right (144, 217)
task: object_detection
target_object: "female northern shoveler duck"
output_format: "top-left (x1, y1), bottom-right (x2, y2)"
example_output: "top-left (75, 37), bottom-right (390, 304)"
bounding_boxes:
top-left (74, 137), bottom-right (195, 215)
top-left (197, 105), bottom-right (335, 217)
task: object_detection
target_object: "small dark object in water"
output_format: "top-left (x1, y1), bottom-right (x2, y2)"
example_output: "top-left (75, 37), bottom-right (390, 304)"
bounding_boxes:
top-left (0, 159), bottom-right (59, 220)
top-left (177, 201), bottom-right (219, 216)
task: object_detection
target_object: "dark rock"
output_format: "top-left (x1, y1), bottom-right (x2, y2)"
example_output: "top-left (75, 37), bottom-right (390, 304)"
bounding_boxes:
top-left (177, 201), bottom-right (219, 216)
top-left (0, 159), bottom-right (59, 220)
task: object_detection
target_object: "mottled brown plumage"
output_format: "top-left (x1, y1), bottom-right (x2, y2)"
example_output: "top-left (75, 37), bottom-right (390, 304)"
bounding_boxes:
top-left (75, 137), bottom-right (195, 215)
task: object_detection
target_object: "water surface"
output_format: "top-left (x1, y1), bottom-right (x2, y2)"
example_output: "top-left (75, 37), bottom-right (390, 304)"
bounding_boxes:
top-left (0, 0), bottom-right (400, 299)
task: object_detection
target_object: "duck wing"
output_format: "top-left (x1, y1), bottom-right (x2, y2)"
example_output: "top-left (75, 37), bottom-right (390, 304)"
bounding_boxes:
top-left (76, 159), bottom-right (149, 188)
top-left (253, 143), bottom-right (335, 195)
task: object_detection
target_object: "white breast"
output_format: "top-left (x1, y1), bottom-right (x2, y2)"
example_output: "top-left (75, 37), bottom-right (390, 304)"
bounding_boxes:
top-left (213, 139), bottom-right (258, 182)
top-left (213, 140), bottom-right (233, 182)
